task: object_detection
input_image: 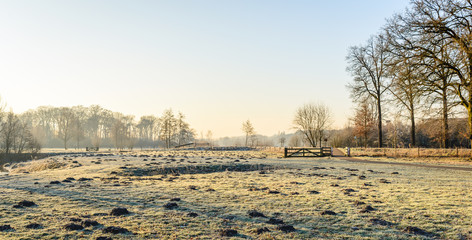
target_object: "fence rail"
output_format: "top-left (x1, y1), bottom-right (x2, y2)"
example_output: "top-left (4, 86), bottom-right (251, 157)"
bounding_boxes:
top-left (284, 147), bottom-right (332, 158)
top-left (349, 147), bottom-right (472, 158)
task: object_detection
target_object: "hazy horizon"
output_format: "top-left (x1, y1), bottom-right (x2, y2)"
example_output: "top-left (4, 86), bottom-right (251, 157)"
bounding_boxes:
top-left (0, 0), bottom-right (410, 138)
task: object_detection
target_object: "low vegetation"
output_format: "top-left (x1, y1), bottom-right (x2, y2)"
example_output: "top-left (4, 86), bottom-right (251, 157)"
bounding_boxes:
top-left (348, 147), bottom-right (472, 165)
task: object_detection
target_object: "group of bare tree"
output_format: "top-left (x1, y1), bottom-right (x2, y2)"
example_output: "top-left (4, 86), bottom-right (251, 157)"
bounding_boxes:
top-left (347, 0), bottom-right (472, 148)
top-left (19, 105), bottom-right (194, 150)
top-left (0, 99), bottom-right (40, 159)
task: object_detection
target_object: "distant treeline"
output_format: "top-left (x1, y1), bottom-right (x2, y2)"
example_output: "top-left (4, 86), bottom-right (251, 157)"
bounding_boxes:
top-left (11, 105), bottom-right (195, 150)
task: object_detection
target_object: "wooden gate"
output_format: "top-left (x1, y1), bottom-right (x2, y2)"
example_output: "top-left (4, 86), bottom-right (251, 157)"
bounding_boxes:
top-left (284, 147), bottom-right (332, 158)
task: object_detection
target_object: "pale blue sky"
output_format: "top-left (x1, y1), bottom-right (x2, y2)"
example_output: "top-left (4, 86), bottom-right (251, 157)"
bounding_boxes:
top-left (0, 0), bottom-right (410, 137)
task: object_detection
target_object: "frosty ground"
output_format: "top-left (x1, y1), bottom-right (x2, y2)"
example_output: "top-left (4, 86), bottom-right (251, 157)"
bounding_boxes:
top-left (0, 150), bottom-right (471, 239)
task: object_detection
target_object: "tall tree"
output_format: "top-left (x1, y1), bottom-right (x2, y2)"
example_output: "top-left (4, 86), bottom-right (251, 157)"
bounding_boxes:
top-left (71, 106), bottom-right (87, 149)
top-left (137, 115), bottom-right (159, 148)
top-left (347, 34), bottom-right (391, 147)
top-left (35, 106), bottom-right (55, 142)
top-left (387, 57), bottom-right (424, 146)
top-left (421, 56), bottom-right (457, 148)
top-left (137, 115), bottom-right (157, 142)
top-left (111, 115), bottom-right (127, 150)
top-left (86, 105), bottom-right (108, 148)
top-left (122, 115), bottom-right (136, 149)
top-left (55, 107), bottom-right (75, 149)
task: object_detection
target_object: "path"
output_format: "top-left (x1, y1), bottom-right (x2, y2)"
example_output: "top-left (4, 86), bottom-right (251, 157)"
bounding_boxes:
top-left (332, 148), bottom-right (472, 172)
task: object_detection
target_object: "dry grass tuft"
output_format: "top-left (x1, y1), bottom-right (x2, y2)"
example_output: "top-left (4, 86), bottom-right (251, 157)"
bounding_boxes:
top-left (9, 159), bottom-right (67, 173)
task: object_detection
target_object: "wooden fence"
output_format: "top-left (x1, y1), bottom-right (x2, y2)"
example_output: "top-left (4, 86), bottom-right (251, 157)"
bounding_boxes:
top-left (348, 147), bottom-right (472, 158)
top-left (284, 147), bottom-right (332, 158)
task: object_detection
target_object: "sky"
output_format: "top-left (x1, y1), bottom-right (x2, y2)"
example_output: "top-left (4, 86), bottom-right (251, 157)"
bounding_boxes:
top-left (0, 0), bottom-right (411, 138)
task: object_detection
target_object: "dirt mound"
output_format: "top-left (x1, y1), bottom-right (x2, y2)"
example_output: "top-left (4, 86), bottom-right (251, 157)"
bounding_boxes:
top-left (219, 229), bottom-right (238, 237)
top-left (110, 207), bottom-right (130, 216)
top-left (13, 200), bottom-right (37, 208)
top-left (248, 210), bottom-right (266, 218)
top-left (102, 226), bottom-right (131, 234)
top-left (277, 225), bottom-right (296, 233)
top-left (64, 223), bottom-right (84, 231)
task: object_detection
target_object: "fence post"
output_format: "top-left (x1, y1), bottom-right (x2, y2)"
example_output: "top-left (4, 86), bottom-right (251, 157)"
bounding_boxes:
top-left (284, 148), bottom-right (287, 158)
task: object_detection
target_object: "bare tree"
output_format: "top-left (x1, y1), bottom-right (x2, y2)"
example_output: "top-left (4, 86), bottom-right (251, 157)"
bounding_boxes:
top-left (160, 109), bottom-right (176, 148)
top-left (71, 106), bottom-right (87, 149)
top-left (384, 113), bottom-right (409, 148)
top-left (1, 112), bottom-right (39, 155)
top-left (122, 115), bottom-right (137, 149)
top-left (109, 113), bottom-right (136, 150)
top-left (2, 112), bottom-right (20, 155)
top-left (137, 115), bottom-right (158, 147)
top-left (293, 103), bottom-right (332, 147)
top-left (387, 57), bottom-right (424, 146)
top-left (278, 131), bottom-right (286, 147)
top-left (33, 106), bottom-right (55, 142)
top-left (206, 130), bottom-right (213, 146)
top-left (86, 105), bottom-right (102, 148)
top-left (347, 34), bottom-right (391, 147)
top-left (55, 107), bottom-right (75, 149)
top-left (330, 124), bottom-right (354, 148)
top-left (386, 0), bottom-right (472, 147)
top-left (111, 115), bottom-right (127, 150)
top-left (422, 59), bottom-right (457, 148)
top-left (175, 112), bottom-right (193, 146)
top-left (242, 120), bottom-right (255, 147)
top-left (288, 131), bottom-right (303, 147)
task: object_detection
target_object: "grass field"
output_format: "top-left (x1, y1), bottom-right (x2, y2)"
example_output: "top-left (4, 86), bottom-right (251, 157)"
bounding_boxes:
top-left (0, 150), bottom-right (471, 239)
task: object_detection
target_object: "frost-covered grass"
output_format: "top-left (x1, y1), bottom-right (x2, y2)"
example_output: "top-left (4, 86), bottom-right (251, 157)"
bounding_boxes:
top-left (0, 150), bottom-right (471, 239)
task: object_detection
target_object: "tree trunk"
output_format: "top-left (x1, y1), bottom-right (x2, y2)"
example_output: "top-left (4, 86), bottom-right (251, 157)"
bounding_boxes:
top-left (410, 105), bottom-right (416, 147)
top-left (377, 97), bottom-right (383, 148)
top-left (442, 92), bottom-right (449, 148)
top-left (468, 106), bottom-right (472, 149)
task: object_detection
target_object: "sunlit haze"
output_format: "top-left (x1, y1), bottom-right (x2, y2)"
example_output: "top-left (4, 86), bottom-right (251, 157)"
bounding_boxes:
top-left (0, 0), bottom-right (409, 138)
